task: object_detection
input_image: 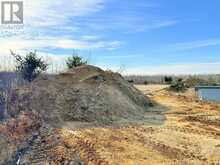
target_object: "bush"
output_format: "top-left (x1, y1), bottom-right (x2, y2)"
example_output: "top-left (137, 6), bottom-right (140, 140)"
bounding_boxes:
top-left (164, 76), bottom-right (173, 84)
top-left (66, 55), bottom-right (87, 69)
top-left (11, 50), bottom-right (48, 82)
top-left (170, 78), bottom-right (188, 92)
top-left (128, 80), bottom-right (134, 83)
top-left (144, 81), bottom-right (148, 85)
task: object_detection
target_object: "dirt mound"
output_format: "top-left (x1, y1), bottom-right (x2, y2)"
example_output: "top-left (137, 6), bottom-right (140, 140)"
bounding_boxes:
top-left (8, 65), bottom-right (152, 126)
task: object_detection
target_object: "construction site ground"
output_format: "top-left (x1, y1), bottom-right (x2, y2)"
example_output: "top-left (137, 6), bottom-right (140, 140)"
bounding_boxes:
top-left (59, 85), bottom-right (220, 164)
top-left (1, 84), bottom-right (220, 164)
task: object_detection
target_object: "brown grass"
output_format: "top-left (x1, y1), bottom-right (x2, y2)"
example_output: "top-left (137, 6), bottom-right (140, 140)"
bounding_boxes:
top-left (1, 84), bottom-right (220, 164)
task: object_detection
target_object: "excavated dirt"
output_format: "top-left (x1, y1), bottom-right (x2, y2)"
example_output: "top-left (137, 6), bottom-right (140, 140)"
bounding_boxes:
top-left (0, 66), bottom-right (156, 164)
top-left (1, 84), bottom-right (220, 164)
top-left (0, 112), bottom-right (82, 164)
top-left (8, 65), bottom-right (152, 126)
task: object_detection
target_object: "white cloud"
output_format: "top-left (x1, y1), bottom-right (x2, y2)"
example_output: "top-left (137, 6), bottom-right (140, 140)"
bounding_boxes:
top-left (82, 17), bottom-right (179, 32)
top-left (24, 0), bottom-right (104, 27)
top-left (102, 55), bottom-right (134, 59)
top-left (123, 62), bottom-right (220, 75)
top-left (131, 20), bottom-right (179, 32)
top-left (2, 49), bottom-right (220, 75)
top-left (2, 0), bottom-right (214, 75)
top-left (0, 0), bottom-right (122, 59)
top-left (81, 35), bottom-right (100, 41)
top-left (0, 36), bottom-right (122, 52)
top-left (149, 20), bottom-right (179, 29)
top-left (0, 0), bottom-right (124, 72)
top-left (173, 39), bottom-right (220, 50)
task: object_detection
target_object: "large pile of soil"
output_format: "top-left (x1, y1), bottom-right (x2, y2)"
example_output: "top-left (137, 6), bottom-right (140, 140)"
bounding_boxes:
top-left (8, 65), bottom-right (152, 125)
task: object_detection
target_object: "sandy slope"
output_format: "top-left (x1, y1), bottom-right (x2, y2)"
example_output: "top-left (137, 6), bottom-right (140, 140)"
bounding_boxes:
top-left (1, 84), bottom-right (220, 164)
top-left (60, 85), bottom-right (220, 164)
top-left (8, 65), bottom-right (151, 126)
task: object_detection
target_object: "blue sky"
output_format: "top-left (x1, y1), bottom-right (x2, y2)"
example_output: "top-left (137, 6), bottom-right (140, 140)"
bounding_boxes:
top-left (1, 0), bottom-right (220, 75)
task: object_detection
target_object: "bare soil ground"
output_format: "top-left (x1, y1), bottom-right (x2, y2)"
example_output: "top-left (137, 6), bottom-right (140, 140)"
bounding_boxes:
top-left (60, 85), bottom-right (220, 164)
top-left (7, 65), bottom-right (151, 126)
top-left (1, 84), bottom-right (220, 164)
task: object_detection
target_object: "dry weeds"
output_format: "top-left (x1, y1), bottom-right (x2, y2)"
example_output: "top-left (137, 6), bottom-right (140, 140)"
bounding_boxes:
top-left (1, 84), bottom-right (220, 164)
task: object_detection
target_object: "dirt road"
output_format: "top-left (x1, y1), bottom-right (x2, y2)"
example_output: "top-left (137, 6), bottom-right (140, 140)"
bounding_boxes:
top-left (60, 85), bottom-right (220, 164)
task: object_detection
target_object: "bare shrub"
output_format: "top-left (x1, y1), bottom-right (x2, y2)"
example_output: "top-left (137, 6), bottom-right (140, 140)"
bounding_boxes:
top-left (0, 73), bottom-right (27, 120)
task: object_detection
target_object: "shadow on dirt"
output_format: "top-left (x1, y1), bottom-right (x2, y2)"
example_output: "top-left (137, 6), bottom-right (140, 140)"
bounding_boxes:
top-left (60, 101), bottom-right (169, 131)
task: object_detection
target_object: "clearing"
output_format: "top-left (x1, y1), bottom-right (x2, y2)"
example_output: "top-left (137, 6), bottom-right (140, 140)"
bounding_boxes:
top-left (1, 83), bottom-right (220, 164)
top-left (60, 85), bottom-right (220, 164)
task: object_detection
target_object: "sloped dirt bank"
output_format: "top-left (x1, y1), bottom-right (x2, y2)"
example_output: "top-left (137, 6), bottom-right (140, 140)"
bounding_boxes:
top-left (8, 65), bottom-right (152, 126)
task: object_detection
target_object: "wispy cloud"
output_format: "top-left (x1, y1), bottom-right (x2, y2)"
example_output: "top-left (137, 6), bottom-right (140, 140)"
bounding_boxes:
top-left (102, 55), bottom-right (134, 59)
top-left (79, 15), bottom-right (179, 32)
top-left (0, 36), bottom-right (122, 52)
top-left (81, 35), bottom-right (101, 41)
top-left (0, 0), bottom-right (122, 57)
top-left (24, 0), bottom-right (105, 28)
top-left (173, 39), bottom-right (220, 50)
top-left (71, 0), bottom-right (179, 33)
top-left (135, 20), bottom-right (179, 32)
top-left (124, 62), bottom-right (220, 75)
top-left (2, 0), bottom-right (208, 75)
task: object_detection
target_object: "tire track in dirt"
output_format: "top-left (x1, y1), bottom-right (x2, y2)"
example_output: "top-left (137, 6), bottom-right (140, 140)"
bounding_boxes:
top-left (156, 126), bottom-right (220, 140)
top-left (19, 128), bottom-right (82, 165)
top-left (63, 133), bottom-right (110, 165)
top-left (145, 139), bottom-right (206, 161)
top-left (132, 128), bottom-right (207, 161)
top-left (185, 115), bottom-right (220, 127)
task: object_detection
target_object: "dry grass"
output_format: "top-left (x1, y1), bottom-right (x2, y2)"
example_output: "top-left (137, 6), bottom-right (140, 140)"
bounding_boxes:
top-left (59, 85), bottom-right (220, 164)
top-left (1, 84), bottom-right (220, 164)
